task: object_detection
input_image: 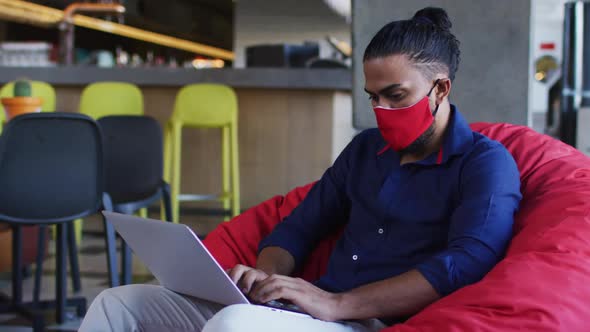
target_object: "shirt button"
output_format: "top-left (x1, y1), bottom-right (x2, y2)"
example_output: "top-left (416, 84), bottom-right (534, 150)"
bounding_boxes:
top-left (352, 254), bottom-right (358, 261)
top-left (378, 228), bottom-right (384, 234)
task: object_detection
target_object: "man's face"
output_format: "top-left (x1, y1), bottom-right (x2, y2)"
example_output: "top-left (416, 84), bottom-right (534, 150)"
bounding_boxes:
top-left (363, 54), bottom-right (436, 110)
top-left (363, 54), bottom-right (440, 155)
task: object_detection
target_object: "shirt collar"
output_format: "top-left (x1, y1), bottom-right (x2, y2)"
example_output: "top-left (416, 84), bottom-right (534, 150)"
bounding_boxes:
top-left (377, 105), bottom-right (474, 166)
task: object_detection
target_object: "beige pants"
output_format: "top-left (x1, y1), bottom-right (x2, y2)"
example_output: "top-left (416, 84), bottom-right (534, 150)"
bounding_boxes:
top-left (79, 284), bottom-right (387, 332)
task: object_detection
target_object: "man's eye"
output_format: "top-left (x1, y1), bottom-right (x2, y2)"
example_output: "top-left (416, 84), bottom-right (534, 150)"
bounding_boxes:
top-left (388, 94), bottom-right (404, 101)
top-left (368, 95), bottom-right (378, 101)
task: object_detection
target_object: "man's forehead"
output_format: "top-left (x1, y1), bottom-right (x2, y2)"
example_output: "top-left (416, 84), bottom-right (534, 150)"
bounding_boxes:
top-left (364, 83), bottom-right (404, 94)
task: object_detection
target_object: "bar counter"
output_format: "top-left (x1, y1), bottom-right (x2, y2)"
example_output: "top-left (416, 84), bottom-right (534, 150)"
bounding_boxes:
top-left (0, 67), bottom-right (355, 221)
top-left (0, 67), bottom-right (351, 90)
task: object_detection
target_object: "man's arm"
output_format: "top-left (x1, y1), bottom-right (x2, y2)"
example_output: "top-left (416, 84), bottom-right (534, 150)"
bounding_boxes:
top-left (256, 246), bottom-right (295, 276)
top-left (336, 269), bottom-right (438, 319)
top-left (249, 268), bottom-right (438, 321)
top-left (250, 143), bottom-right (522, 321)
top-left (414, 144), bottom-right (522, 296)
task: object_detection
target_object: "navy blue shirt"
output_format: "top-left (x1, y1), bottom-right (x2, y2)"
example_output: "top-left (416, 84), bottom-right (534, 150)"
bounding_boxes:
top-left (259, 107), bottom-right (522, 296)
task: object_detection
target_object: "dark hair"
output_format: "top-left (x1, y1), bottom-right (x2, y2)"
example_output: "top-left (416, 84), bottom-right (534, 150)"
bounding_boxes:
top-left (363, 7), bottom-right (461, 81)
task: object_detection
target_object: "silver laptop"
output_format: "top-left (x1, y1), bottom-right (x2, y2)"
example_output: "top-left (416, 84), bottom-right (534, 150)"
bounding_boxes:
top-left (102, 211), bottom-right (309, 317)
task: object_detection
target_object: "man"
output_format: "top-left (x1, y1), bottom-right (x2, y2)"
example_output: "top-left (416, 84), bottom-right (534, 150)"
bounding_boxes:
top-left (80, 7), bottom-right (521, 331)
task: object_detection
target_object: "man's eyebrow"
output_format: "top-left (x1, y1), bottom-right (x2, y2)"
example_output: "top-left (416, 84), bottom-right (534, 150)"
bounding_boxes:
top-left (364, 83), bottom-right (402, 95)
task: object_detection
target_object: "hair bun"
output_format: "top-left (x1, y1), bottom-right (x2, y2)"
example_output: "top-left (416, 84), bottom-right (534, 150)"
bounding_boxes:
top-left (412, 7), bottom-right (452, 31)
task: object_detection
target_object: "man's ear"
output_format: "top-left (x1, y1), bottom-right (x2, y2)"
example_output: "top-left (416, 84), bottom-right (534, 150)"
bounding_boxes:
top-left (435, 78), bottom-right (451, 104)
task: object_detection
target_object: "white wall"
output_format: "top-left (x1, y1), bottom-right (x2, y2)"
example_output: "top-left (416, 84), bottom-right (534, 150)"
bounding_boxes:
top-left (233, 0), bottom-right (351, 68)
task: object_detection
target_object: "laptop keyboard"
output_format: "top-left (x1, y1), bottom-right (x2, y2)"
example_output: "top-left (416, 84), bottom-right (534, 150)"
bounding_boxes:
top-left (264, 300), bottom-right (306, 314)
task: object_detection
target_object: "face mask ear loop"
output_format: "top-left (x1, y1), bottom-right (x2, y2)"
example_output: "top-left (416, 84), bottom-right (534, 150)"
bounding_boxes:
top-left (427, 79), bottom-right (440, 97)
top-left (428, 79), bottom-right (441, 117)
top-left (432, 104), bottom-right (441, 117)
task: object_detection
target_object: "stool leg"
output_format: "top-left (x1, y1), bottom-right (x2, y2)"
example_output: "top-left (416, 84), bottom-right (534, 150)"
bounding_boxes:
top-left (33, 225), bottom-right (46, 304)
top-left (55, 223), bottom-right (67, 324)
top-left (121, 240), bottom-right (132, 285)
top-left (102, 193), bottom-right (119, 287)
top-left (171, 123), bottom-right (182, 223)
top-left (73, 218), bottom-right (84, 245)
top-left (163, 123), bottom-right (174, 222)
top-left (230, 123), bottom-right (241, 217)
top-left (221, 126), bottom-right (231, 221)
top-left (67, 223), bottom-right (82, 292)
top-left (103, 218), bottom-right (119, 288)
top-left (163, 123), bottom-right (172, 188)
top-left (11, 225), bottom-right (23, 305)
top-left (162, 183), bottom-right (173, 222)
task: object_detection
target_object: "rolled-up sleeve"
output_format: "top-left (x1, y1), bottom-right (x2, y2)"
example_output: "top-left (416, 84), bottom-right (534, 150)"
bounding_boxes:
top-left (416, 143), bottom-right (522, 296)
top-left (258, 135), bottom-right (357, 268)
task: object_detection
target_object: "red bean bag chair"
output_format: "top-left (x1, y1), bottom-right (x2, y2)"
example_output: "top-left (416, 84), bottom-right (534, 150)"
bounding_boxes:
top-left (203, 122), bottom-right (590, 331)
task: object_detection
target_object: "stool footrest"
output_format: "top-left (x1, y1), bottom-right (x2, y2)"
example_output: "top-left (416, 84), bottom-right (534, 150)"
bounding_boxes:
top-left (178, 193), bottom-right (232, 202)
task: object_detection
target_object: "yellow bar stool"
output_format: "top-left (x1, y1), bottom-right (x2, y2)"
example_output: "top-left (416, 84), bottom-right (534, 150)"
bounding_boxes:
top-left (0, 81), bottom-right (56, 132)
top-left (79, 82), bottom-right (143, 118)
top-left (164, 84), bottom-right (240, 223)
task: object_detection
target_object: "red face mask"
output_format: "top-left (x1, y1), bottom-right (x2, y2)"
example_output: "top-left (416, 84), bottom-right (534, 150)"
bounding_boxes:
top-left (373, 81), bottom-right (440, 152)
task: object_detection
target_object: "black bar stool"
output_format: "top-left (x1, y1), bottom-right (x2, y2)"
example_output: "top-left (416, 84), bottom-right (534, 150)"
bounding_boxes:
top-left (98, 115), bottom-right (173, 285)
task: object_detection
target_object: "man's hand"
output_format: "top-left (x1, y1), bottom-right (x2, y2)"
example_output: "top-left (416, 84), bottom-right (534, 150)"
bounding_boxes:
top-left (227, 264), bottom-right (269, 294)
top-left (249, 274), bottom-right (342, 322)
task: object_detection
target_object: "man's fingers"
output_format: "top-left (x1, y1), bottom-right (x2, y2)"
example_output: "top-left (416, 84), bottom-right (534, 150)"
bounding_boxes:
top-left (251, 274), bottom-right (299, 293)
top-left (237, 270), bottom-right (256, 293)
top-left (257, 281), bottom-right (298, 304)
top-left (228, 264), bottom-right (248, 284)
top-left (227, 265), bottom-right (271, 295)
top-left (239, 270), bottom-right (267, 293)
top-left (250, 275), bottom-right (299, 302)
